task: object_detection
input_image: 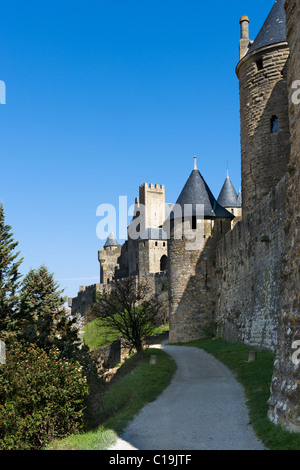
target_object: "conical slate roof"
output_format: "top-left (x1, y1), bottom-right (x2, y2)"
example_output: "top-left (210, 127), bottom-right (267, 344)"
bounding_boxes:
top-left (104, 231), bottom-right (120, 248)
top-left (237, 189), bottom-right (242, 207)
top-left (247, 0), bottom-right (286, 55)
top-left (217, 174), bottom-right (240, 208)
top-left (170, 158), bottom-right (234, 220)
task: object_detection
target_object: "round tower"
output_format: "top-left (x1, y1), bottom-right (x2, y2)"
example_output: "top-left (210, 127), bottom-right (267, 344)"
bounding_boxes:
top-left (217, 170), bottom-right (242, 218)
top-left (237, 0), bottom-right (290, 217)
top-left (98, 232), bottom-right (121, 284)
top-left (167, 157), bottom-right (234, 343)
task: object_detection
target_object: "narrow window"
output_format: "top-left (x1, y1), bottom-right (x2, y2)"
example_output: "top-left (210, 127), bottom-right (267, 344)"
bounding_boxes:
top-left (192, 217), bottom-right (197, 230)
top-left (256, 58), bottom-right (263, 71)
top-left (271, 116), bottom-right (279, 134)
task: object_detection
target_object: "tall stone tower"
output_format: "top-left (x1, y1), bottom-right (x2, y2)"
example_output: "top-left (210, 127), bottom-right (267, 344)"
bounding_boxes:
top-left (268, 0), bottom-right (300, 433)
top-left (127, 183), bottom-right (166, 275)
top-left (237, 0), bottom-right (290, 217)
top-left (98, 232), bottom-right (122, 284)
top-left (167, 157), bottom-right (234, 343)
top-left (139, 183), bottom-right (166, 233)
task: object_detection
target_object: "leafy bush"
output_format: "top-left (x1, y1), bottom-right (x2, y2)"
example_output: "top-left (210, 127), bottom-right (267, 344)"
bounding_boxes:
top-left (0, 340), bottom-right (89, 450)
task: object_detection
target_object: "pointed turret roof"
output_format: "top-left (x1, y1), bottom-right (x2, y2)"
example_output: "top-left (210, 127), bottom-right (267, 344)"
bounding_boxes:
top-left (170, 157), bottom-right (234, 220)
top-left (247, 0), bottom-right (286, 56)
top-left (217, 173), bottom-right (240, 208)
top-left (237, 189), bottom-right (242, 207)
top-left (104, 231), bottom-right (120, 248)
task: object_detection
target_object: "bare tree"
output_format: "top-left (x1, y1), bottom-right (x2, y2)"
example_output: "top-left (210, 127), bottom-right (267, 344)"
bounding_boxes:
top-left (88, 277), bottom-right (166, 354)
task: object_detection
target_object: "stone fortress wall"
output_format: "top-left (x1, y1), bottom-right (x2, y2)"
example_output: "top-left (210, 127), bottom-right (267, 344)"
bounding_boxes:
top-left (213, 7), bottom-right (291, 345)
top-left (214, 176), bottom-right (287, 352)
top-left (167, 0), bottom-right (300, 432)
top-left (212, 0), bottom-right (300, 431)
top-left (268, 0), bottom-right (300, 433)
top-left (212, 0), bottom-right (300, 432)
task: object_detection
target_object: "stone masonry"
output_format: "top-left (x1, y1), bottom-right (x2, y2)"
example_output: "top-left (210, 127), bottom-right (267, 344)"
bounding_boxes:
top-left (70, 0), bottom-right (300, 434)
top-left (237, 12), bottom-right (290, 218)
top-left (169, 217), bottom-right (231, 344)
top-left (215, 176), bottom-right (287, 351)
top-left (268, 0), bottom-right (300, 433)
top-left (167, 0), bottom-right (300, 432)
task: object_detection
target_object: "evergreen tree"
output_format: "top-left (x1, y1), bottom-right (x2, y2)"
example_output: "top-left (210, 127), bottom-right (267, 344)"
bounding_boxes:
top-left (0, 202), bottom-right (23, 338)
top-left (18, 265), bottom-right (80, 356)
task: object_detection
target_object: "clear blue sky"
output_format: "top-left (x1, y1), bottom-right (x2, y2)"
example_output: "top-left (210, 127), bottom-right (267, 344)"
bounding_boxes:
top-left (0, 0), bottom-right (275, 300)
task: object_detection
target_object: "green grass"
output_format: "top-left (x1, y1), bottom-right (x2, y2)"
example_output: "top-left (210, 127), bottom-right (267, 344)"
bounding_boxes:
top-left (46, 347), bottom-right (177, 450)
top-left (82, 318), bottom-right (120, 350)
top-left (180, 337), bottom-right (300, 450)
top-left (47, 334), bottom-right (300, 450)
top-left (83, 319), bottom-right (169, 351)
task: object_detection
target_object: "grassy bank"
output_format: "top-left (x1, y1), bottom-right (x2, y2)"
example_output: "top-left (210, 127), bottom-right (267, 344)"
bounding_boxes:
top-left (83, 318), bottom-right (120, 350)
top-left (47, 347), bottom-right (176, 450)
top-left (181, 338), bottom-right (300, 450)
top-left (83, 319), bottom-right (169, 350)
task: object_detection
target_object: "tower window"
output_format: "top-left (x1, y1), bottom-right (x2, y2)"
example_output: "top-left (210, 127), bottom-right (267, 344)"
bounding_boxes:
top-left (256, 58), bottom-right (263, 71)
top-left (271, 116), bottom-right (279, 134)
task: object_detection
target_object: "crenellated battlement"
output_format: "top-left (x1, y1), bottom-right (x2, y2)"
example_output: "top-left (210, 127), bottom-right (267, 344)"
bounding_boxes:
top-left (140, 183), bottom-right (165, 192)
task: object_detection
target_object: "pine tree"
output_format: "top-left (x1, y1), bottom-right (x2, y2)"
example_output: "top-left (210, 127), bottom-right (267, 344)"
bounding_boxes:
top-left (0, 202), bottom-right (23, 337)
top-left (18, 265), bottom-right (80, 356)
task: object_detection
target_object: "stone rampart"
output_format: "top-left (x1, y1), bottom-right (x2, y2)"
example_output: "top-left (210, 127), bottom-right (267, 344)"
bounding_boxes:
top-left (268, 0), bottom-right (300, 432)
top-left (215, 175), bottom-right (287, 352)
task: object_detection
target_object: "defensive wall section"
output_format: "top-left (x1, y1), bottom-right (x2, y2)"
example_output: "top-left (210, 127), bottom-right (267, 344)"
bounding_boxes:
top-left (268, 0), bottom-right (300, 433)
top-left (215, 175), bottom-right (287, 352)
top-left (69, 272), bottom-right (168, 319)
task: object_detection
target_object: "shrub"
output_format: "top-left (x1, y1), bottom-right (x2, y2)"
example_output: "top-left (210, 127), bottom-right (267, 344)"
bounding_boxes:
top-left (0, 340), bottom-right (89, 450)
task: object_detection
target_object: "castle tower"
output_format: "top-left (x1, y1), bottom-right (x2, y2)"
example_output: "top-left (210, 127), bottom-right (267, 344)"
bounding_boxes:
top-left (167, 157), bottom-right (234, 343)
top-left (98, 232), bottom-right (122, 284)
top-left (237, 0), bottom-right (290, 217)
top-left (127, 183), bottom-right (166, 276)
top-left (139, 183), bottom-right (166, 233)
top-left (217, 171), bottom-right (242, 218)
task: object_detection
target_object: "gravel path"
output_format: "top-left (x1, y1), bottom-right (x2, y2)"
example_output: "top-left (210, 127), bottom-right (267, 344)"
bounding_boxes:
top-left (108, 342), bottom-right (265, 451)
